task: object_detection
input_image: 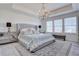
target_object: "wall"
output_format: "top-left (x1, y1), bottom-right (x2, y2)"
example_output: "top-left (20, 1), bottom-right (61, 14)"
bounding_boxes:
top-left (0, 8), bottom-right (41, 25)
top-left (40, 19), bottom-right (46, 32)
top-left (77, 17), bottom-right (79, 42)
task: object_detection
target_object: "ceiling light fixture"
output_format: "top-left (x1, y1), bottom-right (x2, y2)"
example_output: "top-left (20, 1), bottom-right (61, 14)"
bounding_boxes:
top-left (38, 3), bottom-right (49, 20)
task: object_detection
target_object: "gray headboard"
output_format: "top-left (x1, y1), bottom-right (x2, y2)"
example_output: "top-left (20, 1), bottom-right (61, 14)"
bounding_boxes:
top-left (17, 23), bottom-right (37, 30)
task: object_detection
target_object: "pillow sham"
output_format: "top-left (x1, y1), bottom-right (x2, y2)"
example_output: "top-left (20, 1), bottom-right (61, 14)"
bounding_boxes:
top-left (20, 28), bottom-right (36, 35)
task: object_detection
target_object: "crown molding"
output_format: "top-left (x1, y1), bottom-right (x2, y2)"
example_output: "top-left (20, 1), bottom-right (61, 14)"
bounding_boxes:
top-left (49, 4), bottom-right (79, 17)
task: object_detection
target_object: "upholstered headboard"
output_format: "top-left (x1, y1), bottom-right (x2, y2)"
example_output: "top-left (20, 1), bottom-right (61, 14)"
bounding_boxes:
top-left (17, 23), bottom-right (37, 31)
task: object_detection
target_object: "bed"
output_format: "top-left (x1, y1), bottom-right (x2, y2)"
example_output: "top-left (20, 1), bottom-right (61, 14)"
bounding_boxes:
top-left (18, 28), bottom-right (55, 52)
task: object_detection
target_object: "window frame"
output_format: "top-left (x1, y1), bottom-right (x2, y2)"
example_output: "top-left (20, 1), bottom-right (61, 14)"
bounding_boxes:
top-left (54, 19), bottom-right (63, 33)
top-left (64, 17), bottom-right (77, 34)
top-left (46, 16), bottom-right (77, 34)
top-left (46, 21), bottom-right (53, 32)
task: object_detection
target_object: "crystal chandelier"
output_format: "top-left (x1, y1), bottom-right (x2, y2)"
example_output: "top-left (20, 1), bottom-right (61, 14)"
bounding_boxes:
top-left (38, 3), bottom-right (48, 20)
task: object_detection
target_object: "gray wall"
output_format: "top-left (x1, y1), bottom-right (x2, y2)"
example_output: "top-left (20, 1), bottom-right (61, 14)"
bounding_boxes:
top-left (77, 17), bottom-right (79, 42)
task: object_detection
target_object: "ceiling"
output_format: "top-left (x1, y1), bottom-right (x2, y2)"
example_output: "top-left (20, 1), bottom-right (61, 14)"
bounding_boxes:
top-left (15, 3), bottom-right (69, 12)
top-left (1, 3), bottom-right (79, 18)
top-left (12, 3), bottom-right (70, 17)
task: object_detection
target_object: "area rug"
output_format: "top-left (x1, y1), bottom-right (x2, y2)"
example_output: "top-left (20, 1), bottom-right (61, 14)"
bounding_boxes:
top-left (14, 40), bottom-right (71, 56)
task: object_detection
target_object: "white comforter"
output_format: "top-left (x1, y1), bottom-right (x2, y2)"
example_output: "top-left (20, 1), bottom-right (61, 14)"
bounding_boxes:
top-left (26, 33), bottom-right (53, 40)
top-left (18, 33), bottom-right (55, 52)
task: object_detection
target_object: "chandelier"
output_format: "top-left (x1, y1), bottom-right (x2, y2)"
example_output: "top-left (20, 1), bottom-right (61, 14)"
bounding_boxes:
top-left (38, 3), bottom-right (49, 20)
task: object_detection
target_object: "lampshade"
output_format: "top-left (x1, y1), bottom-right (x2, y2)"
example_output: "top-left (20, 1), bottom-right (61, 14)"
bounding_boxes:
top-left (6, 22), bottom-right (11, 27)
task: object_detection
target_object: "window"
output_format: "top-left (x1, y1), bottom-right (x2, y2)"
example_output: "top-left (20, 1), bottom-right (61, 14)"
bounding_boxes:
top-left (54, 19), bottom-right (62, 32)
top-left (64, 17), bottom-right (76, 33)
top-left (46, 21), bottom-right (53, 32)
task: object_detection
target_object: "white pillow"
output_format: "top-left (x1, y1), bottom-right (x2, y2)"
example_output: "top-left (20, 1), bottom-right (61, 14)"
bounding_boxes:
top-left (21, 28), bottom-right (34, 35)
